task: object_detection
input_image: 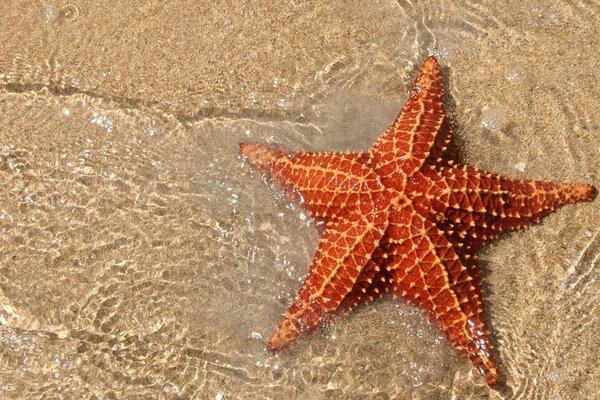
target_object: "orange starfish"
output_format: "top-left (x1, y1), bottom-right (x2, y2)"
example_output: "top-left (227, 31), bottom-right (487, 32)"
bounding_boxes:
top-left (239, 57), bottom-right (596, 386)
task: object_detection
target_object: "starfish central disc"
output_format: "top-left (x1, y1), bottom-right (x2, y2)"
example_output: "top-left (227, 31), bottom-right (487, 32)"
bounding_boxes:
top-left (240, 57), bottom-right (596, 386)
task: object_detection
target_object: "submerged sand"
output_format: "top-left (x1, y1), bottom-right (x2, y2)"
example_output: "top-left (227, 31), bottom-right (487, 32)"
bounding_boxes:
top-left (0, 1), bottom-right (598, 399)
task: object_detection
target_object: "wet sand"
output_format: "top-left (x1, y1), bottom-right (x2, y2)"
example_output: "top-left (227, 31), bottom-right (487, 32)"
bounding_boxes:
top-left (1, 1), bottom-right (598, 399)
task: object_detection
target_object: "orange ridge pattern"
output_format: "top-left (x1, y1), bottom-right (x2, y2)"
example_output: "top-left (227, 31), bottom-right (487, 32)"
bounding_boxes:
top-left (239, 57), bottom-right (596, 386)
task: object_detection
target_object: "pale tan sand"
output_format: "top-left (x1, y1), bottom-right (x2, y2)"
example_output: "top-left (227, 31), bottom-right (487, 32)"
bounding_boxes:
top-left (1, 1), bottom-right (598, 399)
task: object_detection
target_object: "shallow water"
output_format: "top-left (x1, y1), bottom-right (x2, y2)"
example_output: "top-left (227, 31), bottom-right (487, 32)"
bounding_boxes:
top-left (1, 1), bottom-right (598, 399)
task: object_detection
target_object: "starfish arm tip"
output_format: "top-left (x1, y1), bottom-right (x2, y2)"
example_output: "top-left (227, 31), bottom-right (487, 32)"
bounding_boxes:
top-left (268, 318), bottom-right (301, 351)
top-left (561, 182), bottom-right (597, 205)
top-left (239, 142), bottom-right (261, 158)
top-left (424, 55), bottom-right (439, 65)
top-left (239, 142), bottom-right (284, 171)
top-left (483, 370), bottom-right (500, 386)
top-left (581, 183), bottom-right (597, 202)
top-left (415, 56), bottom-right (443, 87)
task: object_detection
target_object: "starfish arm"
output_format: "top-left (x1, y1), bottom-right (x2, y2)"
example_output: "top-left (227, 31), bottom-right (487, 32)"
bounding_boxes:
top-left (381, 204), bottom-right (499, 385)
top-left (240, 143), bottom-right (386, 222)
top-left (425, 117), bottom-right (463, 167)
top-left (268, 208), bottom-right (389, 350)
top-left (336, 249), bottom-right (392, 312)
top-left (369, 56), bottom-right (449, 179)
top-left (437, 165), bottom-right (596, 250)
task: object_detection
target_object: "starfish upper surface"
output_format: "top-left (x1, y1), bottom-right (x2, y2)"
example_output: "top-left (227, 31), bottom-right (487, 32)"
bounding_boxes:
top-left (239, 57), bottom-right (596, 386)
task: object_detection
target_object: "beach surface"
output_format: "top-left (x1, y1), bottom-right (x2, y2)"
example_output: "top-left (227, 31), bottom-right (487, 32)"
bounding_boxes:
top-left (1, 1), bottom-right (598, 399)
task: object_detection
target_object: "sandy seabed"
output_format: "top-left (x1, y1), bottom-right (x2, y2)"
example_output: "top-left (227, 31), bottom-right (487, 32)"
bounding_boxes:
top-left (1, 1), bottom-right (598, 399)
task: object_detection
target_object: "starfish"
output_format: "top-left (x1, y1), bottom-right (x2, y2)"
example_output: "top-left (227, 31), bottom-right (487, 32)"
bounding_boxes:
top-left (239, 57), bottom-right (596, 386)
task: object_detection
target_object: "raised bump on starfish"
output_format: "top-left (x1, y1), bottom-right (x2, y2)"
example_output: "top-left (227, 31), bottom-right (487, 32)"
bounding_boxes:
top-left (240, 56), bottom-right (596, 386)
